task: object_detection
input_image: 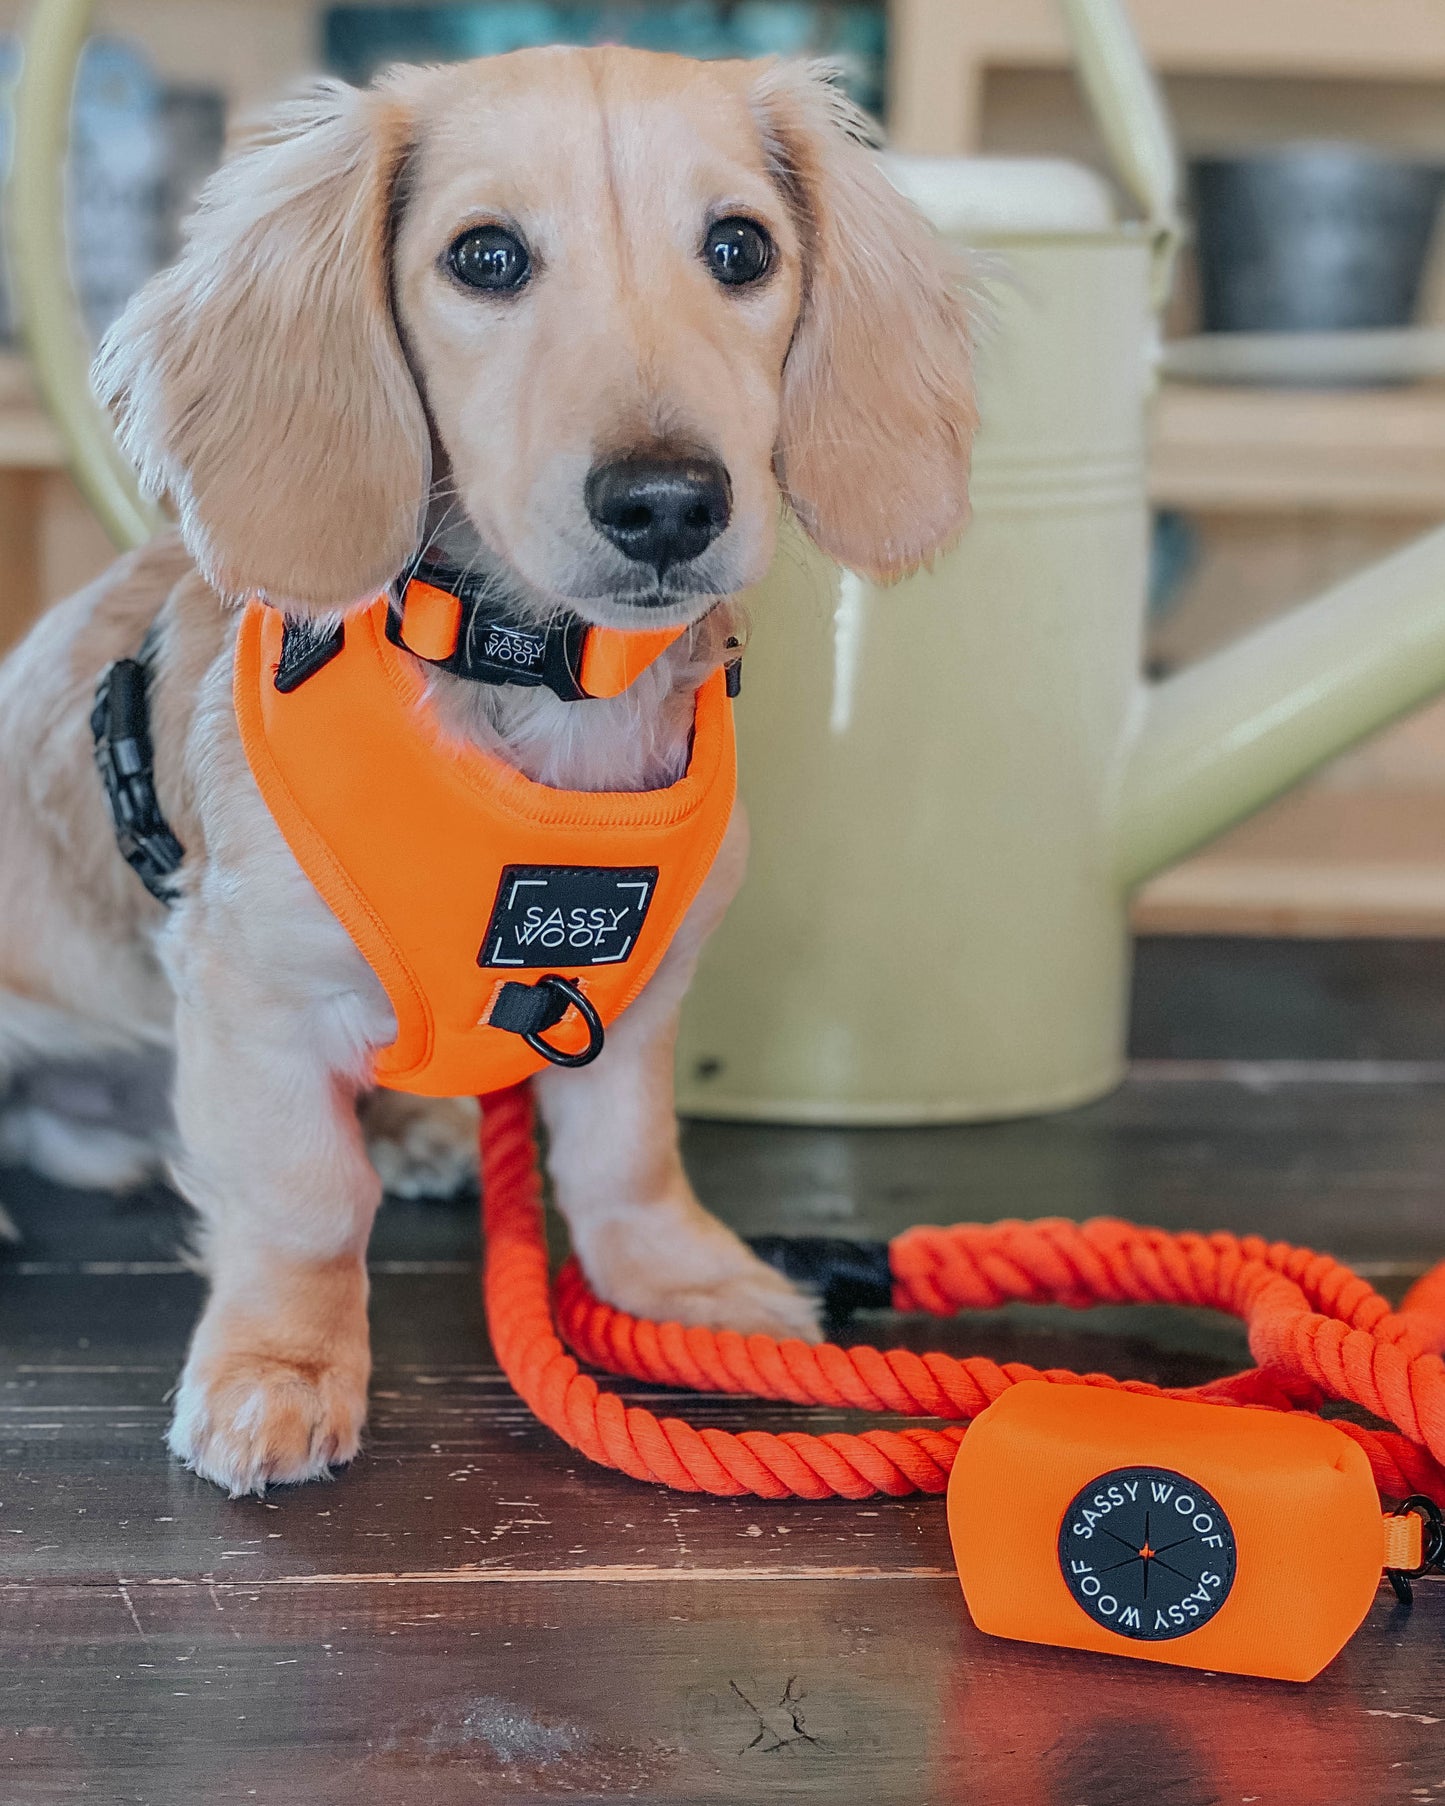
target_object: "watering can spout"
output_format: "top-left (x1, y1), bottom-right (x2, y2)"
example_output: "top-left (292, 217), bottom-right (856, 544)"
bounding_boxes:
top-left (1116, 524), bottom-right (1445, 891)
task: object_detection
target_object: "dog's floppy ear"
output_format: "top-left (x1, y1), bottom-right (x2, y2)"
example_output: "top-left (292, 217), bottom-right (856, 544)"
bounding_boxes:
top-left (752, 63), bottom-right (976, 583)
top-left (94, 79), bottom-right (430, 612)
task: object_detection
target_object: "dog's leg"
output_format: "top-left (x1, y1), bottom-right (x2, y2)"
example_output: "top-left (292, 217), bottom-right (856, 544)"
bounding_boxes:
top-left (165, 976), bottom-right (382, 1495)
top-left (535, 812), bottom-right (820, 1341)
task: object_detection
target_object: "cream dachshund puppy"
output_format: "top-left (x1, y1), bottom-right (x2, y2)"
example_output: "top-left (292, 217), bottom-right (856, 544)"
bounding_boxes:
top-left (0, 48), bottom-right (975, 1494)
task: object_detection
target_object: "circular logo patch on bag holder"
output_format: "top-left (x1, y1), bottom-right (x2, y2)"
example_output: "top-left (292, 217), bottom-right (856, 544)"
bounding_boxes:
top-left (1058, 1466), bottom-right (1237, 1641)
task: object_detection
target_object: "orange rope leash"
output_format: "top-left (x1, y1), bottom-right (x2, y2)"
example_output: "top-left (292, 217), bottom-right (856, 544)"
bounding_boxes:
top-left (480, 1083), bottom-right (1445, 1503)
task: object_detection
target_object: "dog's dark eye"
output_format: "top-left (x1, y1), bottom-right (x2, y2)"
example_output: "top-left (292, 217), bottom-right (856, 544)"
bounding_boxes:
top-left (447, 225), bottom-right (531, 293)
top-left (704, 217), bottom-right (772, 287)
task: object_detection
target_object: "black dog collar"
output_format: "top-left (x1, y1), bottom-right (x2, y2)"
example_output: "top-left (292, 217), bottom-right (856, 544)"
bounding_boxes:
top-left (385, 558), bottom-right (740, 703)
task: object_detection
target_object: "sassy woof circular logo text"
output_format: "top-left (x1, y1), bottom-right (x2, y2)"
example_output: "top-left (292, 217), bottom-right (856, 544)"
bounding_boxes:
top-left (1057, 1466), bottom-right (1237, 1641)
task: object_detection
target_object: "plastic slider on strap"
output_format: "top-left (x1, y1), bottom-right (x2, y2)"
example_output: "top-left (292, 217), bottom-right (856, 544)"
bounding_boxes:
top-left (487, 974), bottom-right (605, 1069)
top-left (91, 652), bottom-right (185, 906)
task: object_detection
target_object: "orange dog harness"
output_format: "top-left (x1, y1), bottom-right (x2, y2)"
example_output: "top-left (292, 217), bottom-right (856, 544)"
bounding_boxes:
top-left (234, 585), bottom-right (736, 1097)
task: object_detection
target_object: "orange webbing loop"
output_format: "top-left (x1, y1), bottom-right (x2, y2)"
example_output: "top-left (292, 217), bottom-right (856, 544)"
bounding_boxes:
top-left (480, 1084), bottom-right (1445, 1503)
top-left (1384, 1511), bottom-right (1425, 1571)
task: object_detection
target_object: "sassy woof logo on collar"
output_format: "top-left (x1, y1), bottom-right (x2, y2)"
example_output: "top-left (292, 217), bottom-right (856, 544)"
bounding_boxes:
top-left (479, 864), bottom-right (659, 969)
top-left (478, 623), bottom-right (548, 674)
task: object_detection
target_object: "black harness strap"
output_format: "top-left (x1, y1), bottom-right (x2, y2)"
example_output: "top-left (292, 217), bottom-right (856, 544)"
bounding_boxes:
top-left (275, 615), bottom-right (345, 693)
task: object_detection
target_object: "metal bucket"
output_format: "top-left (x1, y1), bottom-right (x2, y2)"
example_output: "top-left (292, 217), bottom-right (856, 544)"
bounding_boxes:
top-left (1192, 144), bottom-right (1445, 335)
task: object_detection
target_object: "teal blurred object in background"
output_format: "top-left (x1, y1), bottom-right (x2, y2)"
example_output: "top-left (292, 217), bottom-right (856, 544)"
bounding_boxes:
top-left (323, 4), bottom-right (887, 115)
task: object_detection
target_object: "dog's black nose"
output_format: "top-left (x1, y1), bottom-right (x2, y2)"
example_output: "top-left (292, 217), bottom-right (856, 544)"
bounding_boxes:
top-left (585, 455), bottom-right (732, 573)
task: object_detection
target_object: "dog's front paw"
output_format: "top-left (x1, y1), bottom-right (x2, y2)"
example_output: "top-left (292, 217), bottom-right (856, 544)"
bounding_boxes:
top-left (168, 1340), bottom-right (369, 1496)
top-left (585, 1209), bottom-right (823, 1342)
top-left (641, 1263), bottom-right (824, 1342)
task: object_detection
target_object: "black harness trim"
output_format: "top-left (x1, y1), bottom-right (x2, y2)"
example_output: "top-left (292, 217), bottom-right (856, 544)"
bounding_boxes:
top-left (275, 616), bottom-right (345, 693)
top-left (91, 626), bottom-right (185, 908)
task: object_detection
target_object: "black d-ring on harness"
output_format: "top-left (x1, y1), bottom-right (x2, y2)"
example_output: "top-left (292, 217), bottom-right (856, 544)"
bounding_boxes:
top-left (486, 973), bottom-right (606, 1069)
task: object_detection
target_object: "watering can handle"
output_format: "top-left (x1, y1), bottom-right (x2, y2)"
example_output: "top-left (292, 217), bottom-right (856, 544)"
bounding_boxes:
top-left (1055, 0), bottom-right (1182, 307)
top-left (8, 0), bottom-right (158, 549)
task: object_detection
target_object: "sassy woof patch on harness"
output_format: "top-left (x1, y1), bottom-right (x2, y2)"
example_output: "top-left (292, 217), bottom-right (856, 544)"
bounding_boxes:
top-left (233, 597), bottom-right (735, 1098)
top-left (947, 1385), bottom-right (1404, 1682)
top-left (480, 866), bottom-right (658, 969)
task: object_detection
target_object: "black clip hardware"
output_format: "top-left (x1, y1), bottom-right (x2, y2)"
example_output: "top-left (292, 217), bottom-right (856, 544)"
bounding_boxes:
top-left (488, 974), bottom-right (606, 1069)
top-left (91, 652), bottom-right (185, 907)
top-left (724, 634), bottom-right (743, 699)
top-left (1387, 1495), bottom-right (1445, 1605)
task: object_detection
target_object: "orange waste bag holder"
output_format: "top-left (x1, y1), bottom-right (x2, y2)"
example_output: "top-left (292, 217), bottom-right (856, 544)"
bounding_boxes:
top-left (948, 1384), bottom-right (1412, 1683)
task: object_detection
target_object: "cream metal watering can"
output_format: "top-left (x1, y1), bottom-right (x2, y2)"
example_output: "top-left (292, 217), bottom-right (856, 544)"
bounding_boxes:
top-left (11, 0), bottom-right (1445, 1125)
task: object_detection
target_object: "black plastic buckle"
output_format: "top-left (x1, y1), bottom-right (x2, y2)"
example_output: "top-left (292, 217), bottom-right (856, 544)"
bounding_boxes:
top-left (1387, 1495), bottom-right (1445, 1605)
top-left (488, 974), bottom-right (605, 1069)
top-left (388, 561), bottom-right (590, 701)
top-left (91, 655), bottom-right (185, 907)
top-left (724, 631), bottom-right (744, 700)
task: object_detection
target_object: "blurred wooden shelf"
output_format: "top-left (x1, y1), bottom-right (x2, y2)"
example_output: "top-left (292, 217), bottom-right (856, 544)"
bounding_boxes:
top-left (0, 411), bottom-right (67, 470)
top-left (890, 0), bottom-right (1445, 154)
top-left (1149, 382), bottom-right (1445, 514)
top-left (1134, 787), bottom-right (1445, 937)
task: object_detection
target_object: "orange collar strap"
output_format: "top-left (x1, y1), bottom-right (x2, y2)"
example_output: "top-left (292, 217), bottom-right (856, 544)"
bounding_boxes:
top-left (235, 597), bottom-right (736, 1097)
top-left (387, 559), bottom-right (699, 702)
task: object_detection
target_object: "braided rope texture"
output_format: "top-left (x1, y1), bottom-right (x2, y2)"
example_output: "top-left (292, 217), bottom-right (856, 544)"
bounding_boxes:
top-left (481, 1084), bottom-right (1445, 1502)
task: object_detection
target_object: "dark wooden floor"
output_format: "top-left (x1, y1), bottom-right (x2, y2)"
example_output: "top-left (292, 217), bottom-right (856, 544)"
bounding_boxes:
top-left (5, 939), bottom-right (1445, 1805)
